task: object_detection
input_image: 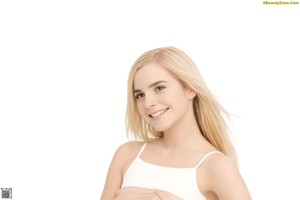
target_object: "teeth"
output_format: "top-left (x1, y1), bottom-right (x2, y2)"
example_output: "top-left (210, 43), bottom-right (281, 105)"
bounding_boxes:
top-left (150, 109), bottom-right (167, 117)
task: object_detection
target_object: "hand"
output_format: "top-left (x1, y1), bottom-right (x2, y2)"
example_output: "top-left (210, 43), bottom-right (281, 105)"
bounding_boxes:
top-left (155, 190), bottom-right (183, 200)
top-left (114, 187), bottom-right (183, 200)
top-left (114, 187), bottom-right (160, 200)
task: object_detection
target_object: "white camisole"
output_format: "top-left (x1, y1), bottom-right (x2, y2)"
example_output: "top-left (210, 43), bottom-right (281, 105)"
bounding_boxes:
top-left (121, 143), bottom-right (221, 200)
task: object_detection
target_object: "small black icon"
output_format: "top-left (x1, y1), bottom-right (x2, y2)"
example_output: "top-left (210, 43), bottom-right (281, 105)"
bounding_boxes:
top-left (1, 188), bottom-right (12, 199)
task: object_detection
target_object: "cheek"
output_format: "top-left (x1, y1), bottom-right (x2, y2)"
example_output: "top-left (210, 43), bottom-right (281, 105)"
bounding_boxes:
top-left (169, 91), bottom-right (189, 108)
top-left (136, 102), bottom-right (144, 115)
top-left (164, 90), bottom-right (181, 104)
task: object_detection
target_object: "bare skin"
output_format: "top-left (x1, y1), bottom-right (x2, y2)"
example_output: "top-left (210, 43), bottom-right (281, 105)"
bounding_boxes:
top-left (101, 140), bottom-right (250, 200)
top-left (114, 187), bottom-right (183, 200)
top-left (100, 63), bottom-right (251, 200)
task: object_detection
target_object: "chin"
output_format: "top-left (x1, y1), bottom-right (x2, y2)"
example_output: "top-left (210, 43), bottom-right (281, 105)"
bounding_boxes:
top-left (147, 118), bottom-right (173, 132)
top-left (152, 124), bottom-right (171, 133)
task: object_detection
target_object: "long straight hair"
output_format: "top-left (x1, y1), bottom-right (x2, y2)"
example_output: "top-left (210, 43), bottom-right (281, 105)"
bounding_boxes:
top-left (126, 47), bottom-right (237, 163)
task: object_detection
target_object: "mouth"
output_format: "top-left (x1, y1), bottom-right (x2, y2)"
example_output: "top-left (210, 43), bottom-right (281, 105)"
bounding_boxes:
top-left (149, 108), bottom-right (169, 118)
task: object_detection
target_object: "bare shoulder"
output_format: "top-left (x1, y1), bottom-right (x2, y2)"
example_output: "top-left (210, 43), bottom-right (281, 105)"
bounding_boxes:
top-left (114, 141), bottom-right (145, 175)
top-left (100, 141), bottom-right (145, 200)
top-left (114, 141), bottom-right (144, 160)
top-left (199, 153), bottom-right (252, 200)
top-left (205, 153), bottom-right (237, 175)
top-left (116, 141), bottom-right (144, 152)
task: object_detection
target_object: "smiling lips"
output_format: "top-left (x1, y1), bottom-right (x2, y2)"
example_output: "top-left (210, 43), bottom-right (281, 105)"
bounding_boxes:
top-left (149, 108), bottom-right (169, 118)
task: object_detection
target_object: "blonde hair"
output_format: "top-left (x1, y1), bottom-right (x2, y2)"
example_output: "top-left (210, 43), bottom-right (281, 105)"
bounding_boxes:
top-left (126, 46), bottom-right (237, 163)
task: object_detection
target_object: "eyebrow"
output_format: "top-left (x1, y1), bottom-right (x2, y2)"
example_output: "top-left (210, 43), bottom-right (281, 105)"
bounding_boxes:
top-left (133, 81), bottom-right (167, 94)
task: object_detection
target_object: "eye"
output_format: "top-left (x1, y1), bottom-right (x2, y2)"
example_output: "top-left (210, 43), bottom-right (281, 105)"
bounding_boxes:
top-left (155, 86), bottom-right (165, 92)
top-left (134, 93), bottom-right (144, 99)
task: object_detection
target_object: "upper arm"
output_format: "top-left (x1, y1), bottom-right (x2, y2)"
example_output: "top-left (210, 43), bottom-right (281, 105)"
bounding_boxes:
top-left (205, 155), bottom-right (252, 200)
top-left (100, 141), bottom-right (143, 200)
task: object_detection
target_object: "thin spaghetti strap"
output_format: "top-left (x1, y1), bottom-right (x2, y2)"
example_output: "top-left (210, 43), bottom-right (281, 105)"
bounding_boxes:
top-left (137, 142), bottom-right (148, 157)
top-left (195, 151), bottom-right (222, 169)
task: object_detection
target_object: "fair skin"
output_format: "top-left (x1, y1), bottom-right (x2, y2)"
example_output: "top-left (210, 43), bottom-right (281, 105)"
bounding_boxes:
top-left (100, 62), bottom-right (251, 200)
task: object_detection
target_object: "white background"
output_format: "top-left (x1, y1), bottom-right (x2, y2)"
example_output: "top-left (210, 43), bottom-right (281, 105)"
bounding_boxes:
top-left (1, 1), bottom-right (299, 200)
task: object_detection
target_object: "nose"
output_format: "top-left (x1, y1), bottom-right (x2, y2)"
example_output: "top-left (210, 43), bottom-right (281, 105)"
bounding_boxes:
top-left (144, 92), bottom-right (156, 108)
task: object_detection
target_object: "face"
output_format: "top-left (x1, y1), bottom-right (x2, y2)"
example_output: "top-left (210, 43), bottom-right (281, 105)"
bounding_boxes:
top-left (133, 62), bottom-right (195, 132)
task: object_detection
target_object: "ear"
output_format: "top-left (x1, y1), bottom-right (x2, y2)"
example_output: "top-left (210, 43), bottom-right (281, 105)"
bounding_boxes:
top-left (187, 88), bottom-right (196, 99)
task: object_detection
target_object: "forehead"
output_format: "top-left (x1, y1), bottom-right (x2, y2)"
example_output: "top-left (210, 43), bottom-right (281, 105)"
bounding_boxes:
top-left (133, 63), bottom-right (175, 89)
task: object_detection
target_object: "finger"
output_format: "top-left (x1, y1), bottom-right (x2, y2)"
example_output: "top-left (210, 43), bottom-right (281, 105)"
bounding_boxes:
top-left (114, 189), bottom-right (121, 197)
top-left (151, 196), bottom-right (160, 200)
top-left (147, 194), bottom-right (160, 200)
top-left (155, 190), bottom-right (183, 200)
top-left (155, 190), bottom-right (166, 198)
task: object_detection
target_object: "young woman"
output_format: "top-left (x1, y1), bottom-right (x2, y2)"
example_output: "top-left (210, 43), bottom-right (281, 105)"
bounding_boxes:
top-left (100, 47), bottom-right (251, 200)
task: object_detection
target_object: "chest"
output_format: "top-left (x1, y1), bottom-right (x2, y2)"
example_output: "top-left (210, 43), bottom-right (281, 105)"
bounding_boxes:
top-left (140, 150), bottom-right (207, 168)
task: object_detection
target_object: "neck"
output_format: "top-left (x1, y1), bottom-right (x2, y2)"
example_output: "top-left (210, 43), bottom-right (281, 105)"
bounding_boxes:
top-left (161, 110), bottom-right (205, 150)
